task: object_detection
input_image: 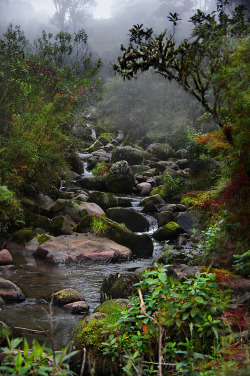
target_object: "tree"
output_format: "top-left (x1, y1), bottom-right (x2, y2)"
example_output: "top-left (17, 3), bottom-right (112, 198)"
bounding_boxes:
top-left (113, 5), bottom-right (249, 144)
top-left (51, 0), bottom-right (96, 31)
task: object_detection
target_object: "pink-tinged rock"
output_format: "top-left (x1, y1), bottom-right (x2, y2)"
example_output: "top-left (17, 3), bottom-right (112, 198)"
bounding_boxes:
top-left (78, 202), bottom-right (105, 216)
top-left (0, 249), bottom-right (13, 266)
top-left (0, 277), bottom-right (26, 303)
top-left (63, 301), bottom-right (89, 314)
top-left (33, 233), bottom-right (132, 264)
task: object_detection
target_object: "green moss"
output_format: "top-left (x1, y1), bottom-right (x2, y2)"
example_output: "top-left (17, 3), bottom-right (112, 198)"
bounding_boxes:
top-left (165, 221), bottom-right (180, 231)
top-left (73, 314), bottom-right (107, 353)
top-left (153, 221), bottom-right (181, 241)
top-left (52, 288), bottom-right (83, 306)
top-left (150, 185), bottom-right (169, 199)
top-left (11, 228), bottom-right (37, 244)
top-left (74, 214), bottom-right (153, 257)
top-left (100, 274), bottom-right (139, 301)
top-left (105, 174), bottom-right (134, 194)
top-left (37, 233), bottom-right (53, 245)
top-left (28, 214), bottom-right (51, 231)
top-left (88, 191), bottom-right (118, 210)
top-left (94, 299), bottom-right (128, 314)
top-left (50, 199), bottom-right (73, 216)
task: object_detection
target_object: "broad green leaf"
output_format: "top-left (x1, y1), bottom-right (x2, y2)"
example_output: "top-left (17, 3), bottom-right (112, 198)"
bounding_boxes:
top-left (195, 296), bottom-right (204, 304)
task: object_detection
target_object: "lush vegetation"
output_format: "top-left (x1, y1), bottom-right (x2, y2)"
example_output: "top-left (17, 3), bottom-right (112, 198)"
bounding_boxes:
top-left (0, 24), bottom-right (101, 236)
top-left (0, 2), bottom-right (249, 375)
top-left (72, 265), bottom-right (249, 375)
top-left (0, 336), bottom-right (78, 376)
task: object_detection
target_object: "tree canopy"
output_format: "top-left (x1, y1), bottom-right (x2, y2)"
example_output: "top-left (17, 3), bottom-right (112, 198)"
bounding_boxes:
top-left (113, 5), bottom-right (249, 145)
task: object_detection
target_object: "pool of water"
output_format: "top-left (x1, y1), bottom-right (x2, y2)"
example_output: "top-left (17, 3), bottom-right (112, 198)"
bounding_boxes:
top-left (0, 239), bottom-right (163, 348)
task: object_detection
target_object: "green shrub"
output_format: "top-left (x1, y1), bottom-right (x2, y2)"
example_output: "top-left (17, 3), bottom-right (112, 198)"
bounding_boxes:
top-left (101, 266), bottom-right (231, 375)
top-left (0, 336), bottom-right (78, 375)
top-left (0, 185), bottom-right (23, 236)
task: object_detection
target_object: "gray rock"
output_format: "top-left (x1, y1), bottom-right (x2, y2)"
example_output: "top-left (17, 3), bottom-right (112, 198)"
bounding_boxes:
top-left (136, 182), bottom-right (152, 196)
top-left (146, 143), bottom-right (173, 161)
top-left (111, 146), bottom-right (148, 165)
top-left (157, 211), bottom-right (174, 227)
top-left (176, 209), bottom-right (203, 234)
top-left (105, 160), bottom-right (135, 194)
top-left (100, 273), bottom-right (139, 301)
top-left (88, 191), bottom-right (118, 211)
top-left (106, 207), bottom-right (149, 232)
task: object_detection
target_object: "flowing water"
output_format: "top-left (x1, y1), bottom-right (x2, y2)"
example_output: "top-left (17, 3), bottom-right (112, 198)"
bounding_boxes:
top-left (0, 154), bottom-right (164, 348)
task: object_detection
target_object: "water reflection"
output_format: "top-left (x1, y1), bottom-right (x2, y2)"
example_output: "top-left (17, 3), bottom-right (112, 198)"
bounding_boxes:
top-left (0, 242), bottom-right (163, 348)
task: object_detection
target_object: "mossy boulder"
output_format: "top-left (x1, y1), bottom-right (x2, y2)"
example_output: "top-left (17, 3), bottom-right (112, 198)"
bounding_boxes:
top-left (78, 176), bottom-right (107, 191)
top-left (51, 215), bottom-right (73, 235)
top-left (146, 143), bottom-right (173, 160)
top-left (72, 300), bottom-right (126, 375)
top-left (98, 132), bottom-right (114, 146)
top-left (157, 211), bottom-right (175, 227)
top-left (153, 221), bottom-right (181, 241)
top-left (10, 228), bottom-right (37, 245)
top-left (87, 191), bottom-right (118, 211)
top-left (150, 185), bottom-right (171, 200)
top-left (52, 288), bottom-right (85, 306)
top-left (106, 207), bottom-right (149, 232)
top-left (21, 197), bottom-right (41, 215)
top-left (140, 194), bottom-right (165, 213)
top-left (100, 272), bottom-right (139, 302)
top-left (49, 199), bottom-right (74, 216)
top-left (49, 199), bottom-right (99, 223)
top-left (140, 194), bottom-right (165, 207)
top-left (74, 215), bottom-right (153, 258)
top-left (28, 213), bottom-right (52, 232)
top-left (105, 160), bottom-right (135, 194)
top-left (67, 152), bottom-right (84, 174)
top-left (36, 233), bottom-right (53, 245)
top-left (111, 146), bottom-right (148, 165)
top-left (94, 299), bottom-right (129, 314)
top-left (49, 186), bottom-right (72, 200)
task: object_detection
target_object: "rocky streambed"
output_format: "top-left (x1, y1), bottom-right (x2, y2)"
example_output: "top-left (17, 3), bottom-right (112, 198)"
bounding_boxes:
top-left (0, 136), bottom-right (226, 348)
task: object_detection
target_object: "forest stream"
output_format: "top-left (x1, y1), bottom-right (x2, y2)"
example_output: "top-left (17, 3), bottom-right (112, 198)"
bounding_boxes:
top-left (0, 162), bottom-right (165, 348)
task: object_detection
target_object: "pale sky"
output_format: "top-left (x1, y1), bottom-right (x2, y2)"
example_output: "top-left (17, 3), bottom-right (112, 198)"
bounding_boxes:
top-left (94, 0), bottom-right (114, 19)
top-left (29, 0), bottom-right (115, 19)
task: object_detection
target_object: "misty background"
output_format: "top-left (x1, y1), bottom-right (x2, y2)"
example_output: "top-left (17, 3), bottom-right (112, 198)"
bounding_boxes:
top-left (1, 0), bottom-right (248, 141)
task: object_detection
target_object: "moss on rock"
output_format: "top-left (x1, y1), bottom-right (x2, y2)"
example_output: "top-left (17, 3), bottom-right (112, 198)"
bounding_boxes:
top-left (100, 273), bottom-right (139, 302)
top-left (88, 191), bottom-right (118, 211)
top-left (153, 221), bottom-right (181, 241)
top-left (10, 228), bottom-right (37, 244)
top-left (74, 214), bottom-right (153, 258)
top-left (52, 288), bottom-right (84, 306)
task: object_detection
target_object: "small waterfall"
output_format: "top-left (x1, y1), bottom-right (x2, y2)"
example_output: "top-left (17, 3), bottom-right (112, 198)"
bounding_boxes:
top-left (86, 123), bottom-right (96, 139)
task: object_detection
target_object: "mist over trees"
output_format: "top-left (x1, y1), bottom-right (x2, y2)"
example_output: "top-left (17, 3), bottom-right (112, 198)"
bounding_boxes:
top-left (0, 0), bottom-right (249, 141)
top-left (51, 0), bottom-right (96, 31)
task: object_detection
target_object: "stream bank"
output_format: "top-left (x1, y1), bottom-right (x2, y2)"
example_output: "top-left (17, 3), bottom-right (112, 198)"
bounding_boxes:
top-left (0, 128), bottom-right (226, 349)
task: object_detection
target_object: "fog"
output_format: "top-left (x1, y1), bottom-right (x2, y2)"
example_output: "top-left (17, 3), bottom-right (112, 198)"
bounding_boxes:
top-left (0, 0), bottom-right (218, 59)
top-left (1, 0), bottom-right (248, 140)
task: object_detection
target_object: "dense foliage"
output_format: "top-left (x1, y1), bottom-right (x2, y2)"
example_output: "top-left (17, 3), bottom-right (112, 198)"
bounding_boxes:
top-left (0, 24), bottom-right (101, 235)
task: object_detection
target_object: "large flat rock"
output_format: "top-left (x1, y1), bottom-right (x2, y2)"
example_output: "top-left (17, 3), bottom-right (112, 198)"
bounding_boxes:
top-left (33, 233), bottom-right (132, 264)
